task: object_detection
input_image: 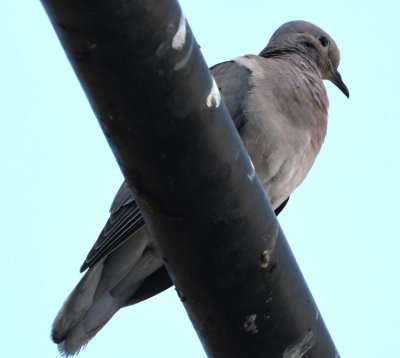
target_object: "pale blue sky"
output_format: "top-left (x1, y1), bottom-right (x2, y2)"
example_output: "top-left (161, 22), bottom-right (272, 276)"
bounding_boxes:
top-left (1, 1), bottom-right (399, 357)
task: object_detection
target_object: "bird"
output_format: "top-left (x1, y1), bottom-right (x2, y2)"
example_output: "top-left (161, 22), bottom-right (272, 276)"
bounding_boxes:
top-left (51, 20), bottom-right (349, 356)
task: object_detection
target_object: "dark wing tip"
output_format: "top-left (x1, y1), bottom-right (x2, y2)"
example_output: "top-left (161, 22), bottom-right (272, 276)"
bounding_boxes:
top-left (274, 197), bottom-right (290, 216)
top-left (80, 261), bottom-right (88, 273)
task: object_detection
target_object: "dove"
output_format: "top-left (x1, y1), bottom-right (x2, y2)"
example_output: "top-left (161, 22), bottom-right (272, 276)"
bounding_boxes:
top-left (52, 20), bottom-right (349, 356)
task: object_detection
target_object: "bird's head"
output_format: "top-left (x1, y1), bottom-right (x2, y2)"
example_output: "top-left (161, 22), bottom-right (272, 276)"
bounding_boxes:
top-left (261, 20), bottom-right (349, 98)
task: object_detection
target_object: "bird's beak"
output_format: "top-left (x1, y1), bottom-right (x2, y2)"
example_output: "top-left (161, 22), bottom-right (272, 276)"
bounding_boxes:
top-left (330, 68), bottom-right (349, 98)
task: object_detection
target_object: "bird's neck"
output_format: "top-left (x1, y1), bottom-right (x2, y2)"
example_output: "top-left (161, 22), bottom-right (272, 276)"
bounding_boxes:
top-left (268, 51), bottom-right (329, 115)
top-left (267, 54), bottom-right (329, 148)
top-left (260, 43), bottom-right (320, 73)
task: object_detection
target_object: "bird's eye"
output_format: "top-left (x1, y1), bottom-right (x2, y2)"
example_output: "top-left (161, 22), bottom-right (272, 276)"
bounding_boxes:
top-left (317, 35), bottom-right (329, 47)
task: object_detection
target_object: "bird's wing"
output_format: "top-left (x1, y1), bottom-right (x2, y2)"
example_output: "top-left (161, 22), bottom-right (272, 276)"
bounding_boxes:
top-left (80, 181), bottom-right (145, 272)
top-left (210, 60), bottom-right (251, 130)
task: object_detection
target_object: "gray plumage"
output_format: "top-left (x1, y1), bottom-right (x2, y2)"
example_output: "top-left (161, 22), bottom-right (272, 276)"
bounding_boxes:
top-left (52, 20), bottom-right (349, 356)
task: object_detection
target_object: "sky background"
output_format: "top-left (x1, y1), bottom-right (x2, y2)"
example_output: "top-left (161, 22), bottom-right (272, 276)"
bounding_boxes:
top-left (1, 1), bottom-right (399, 357)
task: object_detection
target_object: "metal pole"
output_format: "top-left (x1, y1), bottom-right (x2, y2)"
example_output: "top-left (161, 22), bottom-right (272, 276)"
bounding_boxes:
top-left (40, 0), bottom-right (339, 356)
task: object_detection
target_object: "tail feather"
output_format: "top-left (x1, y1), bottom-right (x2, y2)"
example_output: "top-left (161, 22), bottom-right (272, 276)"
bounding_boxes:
top-left (51, 245), bottom-right (164, 356)
top-left (52, 264), bottom-right (104, 344)
top-left (52, 262), bottom-right (143, 356)
top-left (56, 288), bottom-right (140, 356)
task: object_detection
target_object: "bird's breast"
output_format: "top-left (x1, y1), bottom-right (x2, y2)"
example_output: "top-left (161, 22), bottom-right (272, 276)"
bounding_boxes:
top-left (236, 55), bottom-right (328, 209)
